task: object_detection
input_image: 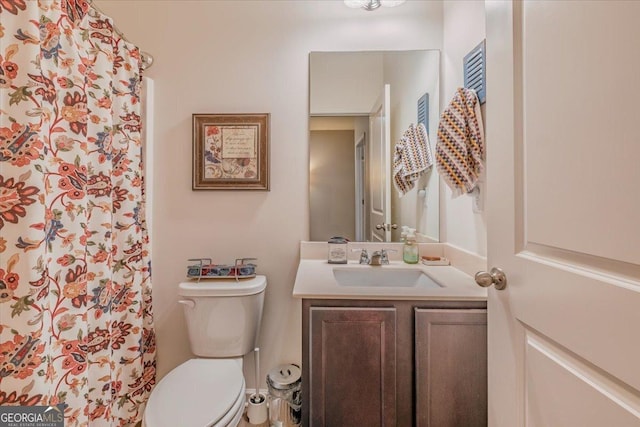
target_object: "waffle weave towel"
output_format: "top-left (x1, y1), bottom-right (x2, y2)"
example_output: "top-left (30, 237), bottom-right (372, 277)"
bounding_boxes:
top-left (393, 123), bottom-right (433, 196)
top-left (435, 87), bottom-right (485, 197)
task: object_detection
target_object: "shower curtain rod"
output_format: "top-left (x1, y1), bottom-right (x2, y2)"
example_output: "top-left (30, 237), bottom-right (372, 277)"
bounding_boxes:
top-left (87, 0), bottom-right (154, 70)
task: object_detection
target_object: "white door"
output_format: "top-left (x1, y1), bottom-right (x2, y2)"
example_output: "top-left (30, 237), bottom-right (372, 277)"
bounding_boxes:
top-left (485, 1), bottom-right (640, 426)
top-left (355, 134), bottom-right (366, 242)
top-left (369, 84), bottom-right (392, 242)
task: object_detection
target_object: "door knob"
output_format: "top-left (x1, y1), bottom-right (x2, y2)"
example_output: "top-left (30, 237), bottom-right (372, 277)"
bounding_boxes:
top-left (375, 223), bottom-right (398, 231)
top-left (475, 267), bottom-right (507, 290)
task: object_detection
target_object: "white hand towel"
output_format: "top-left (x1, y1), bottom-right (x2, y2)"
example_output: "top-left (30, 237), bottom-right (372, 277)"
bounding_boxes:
top-left (393, 123), bottom-right (433, 196)
top-left (435, 87), bottom-right (485, 197)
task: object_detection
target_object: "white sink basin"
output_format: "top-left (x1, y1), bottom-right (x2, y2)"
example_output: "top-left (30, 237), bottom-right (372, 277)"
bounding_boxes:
top-left (332, 267), bottom-right (443, 288)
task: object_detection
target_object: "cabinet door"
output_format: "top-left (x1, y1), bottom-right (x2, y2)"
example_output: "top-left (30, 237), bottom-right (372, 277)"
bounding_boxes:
top-left (415, 309), bottom-right (487, 427)
top-left (308, 307), bottom-right (396, 427)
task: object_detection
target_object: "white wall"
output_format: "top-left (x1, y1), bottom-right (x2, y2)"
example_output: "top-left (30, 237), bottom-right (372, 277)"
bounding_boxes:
top-left (441, 1), bottom-right (487, 256)
top-left (98, 0), bottom-right (443, 387)
top-left (310, 52), bottom-right (383, 115)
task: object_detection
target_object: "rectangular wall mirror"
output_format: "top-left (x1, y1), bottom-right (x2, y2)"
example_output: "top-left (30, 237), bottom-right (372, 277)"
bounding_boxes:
top-left (309, 50), bottom-right (440, 242)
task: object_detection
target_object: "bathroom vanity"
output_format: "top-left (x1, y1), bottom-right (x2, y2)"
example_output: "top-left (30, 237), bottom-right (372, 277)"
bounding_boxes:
top-left (293, 242), bottom-right (488, 427)
top-left (302, 299), bottom-right (486, 426)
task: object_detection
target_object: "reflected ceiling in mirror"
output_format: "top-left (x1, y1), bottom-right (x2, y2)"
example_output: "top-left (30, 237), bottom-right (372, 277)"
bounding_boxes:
top-left (309, 50), bottom-right (440, 243)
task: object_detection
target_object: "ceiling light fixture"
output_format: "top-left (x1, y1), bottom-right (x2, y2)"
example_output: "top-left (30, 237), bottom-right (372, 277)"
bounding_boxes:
top-left (344, 0), bottom-right (406, 12)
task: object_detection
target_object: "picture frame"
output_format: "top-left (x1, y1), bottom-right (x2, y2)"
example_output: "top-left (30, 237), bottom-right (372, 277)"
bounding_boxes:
top-left (192, 113), bottom-right (270, 190)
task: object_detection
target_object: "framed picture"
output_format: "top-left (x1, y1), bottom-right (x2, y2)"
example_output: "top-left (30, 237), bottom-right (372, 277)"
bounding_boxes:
top-left (192, 113), bottom-right (270, 190)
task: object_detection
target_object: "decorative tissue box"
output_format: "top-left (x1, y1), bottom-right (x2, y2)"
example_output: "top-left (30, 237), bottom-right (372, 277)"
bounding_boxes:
top-left (187, 258), bottom-right (257, 279)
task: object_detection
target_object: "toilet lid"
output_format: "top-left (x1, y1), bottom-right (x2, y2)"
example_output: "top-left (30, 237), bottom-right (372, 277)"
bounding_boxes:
top-left (179, 275), bottom-right (267, 297)
top-left (145, 359), bottom-right (245, 427)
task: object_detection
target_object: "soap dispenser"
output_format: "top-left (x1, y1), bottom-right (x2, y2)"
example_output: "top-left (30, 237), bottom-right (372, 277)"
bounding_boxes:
top-left (403, 228), bottom-right (419, 264)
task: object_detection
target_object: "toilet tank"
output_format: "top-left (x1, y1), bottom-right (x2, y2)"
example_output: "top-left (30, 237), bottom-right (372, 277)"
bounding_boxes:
top-left (178, 276), bottom-right (266, 357)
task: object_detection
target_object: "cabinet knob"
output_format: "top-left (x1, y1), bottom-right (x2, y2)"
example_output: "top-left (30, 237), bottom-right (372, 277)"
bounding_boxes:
top-left (475, 267), bottom-right (507, 290)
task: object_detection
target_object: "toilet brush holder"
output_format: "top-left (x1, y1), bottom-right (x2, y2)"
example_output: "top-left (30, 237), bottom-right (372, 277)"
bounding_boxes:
top-left (247, 393), bottom-right (268, 425)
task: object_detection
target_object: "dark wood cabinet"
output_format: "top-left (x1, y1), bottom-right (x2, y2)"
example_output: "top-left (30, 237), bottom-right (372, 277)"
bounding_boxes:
top-left (308, 307), bottom-right (397, 426)
top-left (302, 299), bottom-right (487, 427)
top-left (415, 309), bottom-right (488, 427)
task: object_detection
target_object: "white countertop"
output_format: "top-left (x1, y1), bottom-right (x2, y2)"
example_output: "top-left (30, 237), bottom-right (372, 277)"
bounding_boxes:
top-left (293, 258), bottom-right (487, 301)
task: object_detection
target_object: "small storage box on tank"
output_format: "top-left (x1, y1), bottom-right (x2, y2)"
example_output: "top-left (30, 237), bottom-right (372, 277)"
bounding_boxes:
top-left (187, 258), bottom-right (257, 281)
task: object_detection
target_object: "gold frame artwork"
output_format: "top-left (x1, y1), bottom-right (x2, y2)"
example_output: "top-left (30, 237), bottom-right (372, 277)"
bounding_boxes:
top-left (192, 113), bottom-right (270, 190)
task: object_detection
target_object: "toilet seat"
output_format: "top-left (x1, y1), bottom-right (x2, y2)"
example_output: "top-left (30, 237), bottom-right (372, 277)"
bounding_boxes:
top-left (144, 358), bottom-right (245, 427)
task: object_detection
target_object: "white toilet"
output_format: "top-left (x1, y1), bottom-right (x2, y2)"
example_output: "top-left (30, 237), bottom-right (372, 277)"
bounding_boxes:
top-left (144, 276), bottom-right (267, 427)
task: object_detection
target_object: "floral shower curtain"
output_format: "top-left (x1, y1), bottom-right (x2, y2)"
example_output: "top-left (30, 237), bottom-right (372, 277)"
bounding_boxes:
top-left (0, 1), bottom-right (156, 425)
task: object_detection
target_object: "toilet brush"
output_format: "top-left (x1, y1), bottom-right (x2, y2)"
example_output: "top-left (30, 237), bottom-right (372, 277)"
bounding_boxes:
top-left (250, 347), bottom-right (263, 403)
top-left (247, 347), bottom-right (267, 424)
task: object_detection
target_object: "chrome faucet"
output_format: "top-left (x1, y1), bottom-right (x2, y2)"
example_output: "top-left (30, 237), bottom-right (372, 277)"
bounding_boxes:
top-left (380, 249), bottom-right (391, 265)
top-left (370, 249), bottom-right (387, 266)
top-left (369, 249), bottom-right (397, 266)
top-left (370, 251), bottom-right (384, 266)
top-left (352, 248), bottom-right (396, 265)
top-left (352, 248), bottom-right (370, 265)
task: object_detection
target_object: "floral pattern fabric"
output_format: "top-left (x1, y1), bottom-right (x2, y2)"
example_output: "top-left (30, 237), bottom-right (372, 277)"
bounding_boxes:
top-left (0, 1), bottom-right (156, 426)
